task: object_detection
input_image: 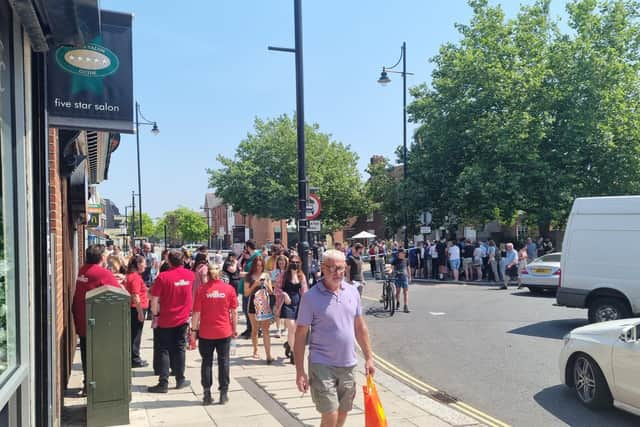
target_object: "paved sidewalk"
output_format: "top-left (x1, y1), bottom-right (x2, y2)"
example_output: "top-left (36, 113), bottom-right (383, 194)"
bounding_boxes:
top-left (63, 311), bottom-right (486, 427)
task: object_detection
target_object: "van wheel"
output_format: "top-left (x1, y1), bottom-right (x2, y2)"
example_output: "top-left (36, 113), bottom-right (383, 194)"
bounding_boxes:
top-left (588, 297), bottom-right (630, 323)
top-left (572, 354), bottom-right (612, 408)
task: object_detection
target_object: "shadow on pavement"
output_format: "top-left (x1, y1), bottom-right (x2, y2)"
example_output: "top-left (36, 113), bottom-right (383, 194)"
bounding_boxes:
top-left (534, 385), bottom-right (640, 427)
top-left (365, 306), bottom-right (394, 318)
top-left (510, 290), bottom-right (557, 298)
top-left (508, 318), bottom-right (587, 339)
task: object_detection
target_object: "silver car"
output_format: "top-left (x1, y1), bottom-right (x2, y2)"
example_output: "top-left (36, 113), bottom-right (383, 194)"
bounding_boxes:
top-left (520, 252), bottom-right (561, 294)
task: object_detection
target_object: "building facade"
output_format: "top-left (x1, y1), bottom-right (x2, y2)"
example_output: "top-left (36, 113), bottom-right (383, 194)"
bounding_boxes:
top-left (1, 1), bottom-right (127, 425)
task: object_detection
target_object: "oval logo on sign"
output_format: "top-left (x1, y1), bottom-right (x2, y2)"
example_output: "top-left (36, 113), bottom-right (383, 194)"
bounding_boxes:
top-left (55, 43), bottom-right (119, 77)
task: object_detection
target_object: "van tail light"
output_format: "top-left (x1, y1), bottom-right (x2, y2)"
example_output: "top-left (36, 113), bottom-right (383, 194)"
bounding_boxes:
top-left (556, 269), bottom-right (562, 287)
top-left (520, 269), bottom-right (528, 275)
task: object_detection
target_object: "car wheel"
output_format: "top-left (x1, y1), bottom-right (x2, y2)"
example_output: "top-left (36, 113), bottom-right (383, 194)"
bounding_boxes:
top-left (572, 354), bottom-right (612, 409)
top-left (588, 297), bottom-right (630, 323)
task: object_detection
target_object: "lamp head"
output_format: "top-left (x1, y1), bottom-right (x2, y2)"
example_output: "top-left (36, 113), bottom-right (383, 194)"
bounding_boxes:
top-left (151, 122), bottom-right (160, 135)
top-left (377, 69), bottom-right (391, 86)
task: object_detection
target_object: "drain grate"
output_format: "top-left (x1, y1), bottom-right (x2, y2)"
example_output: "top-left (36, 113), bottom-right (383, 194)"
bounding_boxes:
top-left (428, 390), bottom-right (459, 404)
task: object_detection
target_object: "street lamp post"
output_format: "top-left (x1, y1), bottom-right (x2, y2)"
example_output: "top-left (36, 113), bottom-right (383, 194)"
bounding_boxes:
top-left (135, 101), bottom-right (160, 238)
top-left (378, 41), bottom-right (413, 249)
top-left (200, 206), bottom-right (212, 249)
top-left (268, 0), bottom-right (309, 278)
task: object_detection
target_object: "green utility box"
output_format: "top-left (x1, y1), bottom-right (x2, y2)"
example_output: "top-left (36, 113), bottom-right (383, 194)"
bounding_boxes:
top-left (85, 286), bottom-right (131, 427)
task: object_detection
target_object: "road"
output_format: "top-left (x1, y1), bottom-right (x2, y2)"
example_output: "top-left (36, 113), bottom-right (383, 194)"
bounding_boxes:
top-left (361, 279), bottom-right (640, 427)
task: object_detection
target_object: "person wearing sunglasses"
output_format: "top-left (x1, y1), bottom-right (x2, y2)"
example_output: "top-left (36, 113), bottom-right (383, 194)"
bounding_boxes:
top-left (277, 254), bottom-right (308, 364)
top-left (294, 250), bottom-right (375, 427)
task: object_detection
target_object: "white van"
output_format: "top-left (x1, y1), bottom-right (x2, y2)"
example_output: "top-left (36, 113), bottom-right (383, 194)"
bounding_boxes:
top-left (556, 196), bottom-right (640, 322)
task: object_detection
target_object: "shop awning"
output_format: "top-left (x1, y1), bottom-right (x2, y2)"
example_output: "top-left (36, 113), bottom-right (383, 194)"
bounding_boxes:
top-left (9, 0), bottom-right (100, 52)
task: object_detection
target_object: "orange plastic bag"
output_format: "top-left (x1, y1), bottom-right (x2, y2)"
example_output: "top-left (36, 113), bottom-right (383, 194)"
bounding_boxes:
top-left (363, 374), bottom-right (388, 427)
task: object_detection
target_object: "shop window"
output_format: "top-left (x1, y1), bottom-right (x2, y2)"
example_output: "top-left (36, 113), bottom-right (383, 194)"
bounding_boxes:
top-left (0, 6), bottom-right (18, 378)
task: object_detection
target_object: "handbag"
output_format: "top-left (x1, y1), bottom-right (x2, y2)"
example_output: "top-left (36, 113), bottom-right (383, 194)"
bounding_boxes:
top-left (363, 374), bottom-right (387, 427)
top-left (253, 287), bottom-right (274, 321)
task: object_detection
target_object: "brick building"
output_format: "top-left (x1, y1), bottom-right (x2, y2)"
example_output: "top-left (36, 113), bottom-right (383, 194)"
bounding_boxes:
top-left (203, 193), bottom-right (290, 249)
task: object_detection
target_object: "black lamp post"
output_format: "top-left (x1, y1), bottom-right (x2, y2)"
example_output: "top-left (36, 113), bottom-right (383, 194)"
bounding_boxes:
top-left (378, 41), bottom-right (413, 249)
top-left (200, 206), bottom-right (212, 249)
top-left (135, 101), bottom-right (159, 238)
top-left (268, 0), bottom-right (309, 278)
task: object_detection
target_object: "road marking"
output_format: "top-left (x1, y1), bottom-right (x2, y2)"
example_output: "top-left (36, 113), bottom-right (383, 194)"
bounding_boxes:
top-left (429, 312), bottom-right (446, 316)
top-left (361, 296), bottom-right (379, 302)
top-left (372, 352), bottom-right (511, 427)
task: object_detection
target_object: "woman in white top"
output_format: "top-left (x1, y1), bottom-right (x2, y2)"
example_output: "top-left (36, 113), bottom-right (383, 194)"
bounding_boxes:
top-left (447, 241), bottom-right (461, 281)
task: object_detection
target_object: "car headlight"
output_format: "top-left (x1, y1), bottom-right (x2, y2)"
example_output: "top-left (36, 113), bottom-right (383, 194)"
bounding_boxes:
top-left (562, 333), bottom-right (571, 345)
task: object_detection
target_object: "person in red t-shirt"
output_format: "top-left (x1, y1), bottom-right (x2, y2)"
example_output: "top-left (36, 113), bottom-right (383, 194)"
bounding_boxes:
top-left (148, 250), bottom-right (195, 393)
top-left (125, 255), bottom-right (149, 368)
top-left (71, 244), bottom-right (120, 394)
top-left (190, 264), bottom-right (238, 405)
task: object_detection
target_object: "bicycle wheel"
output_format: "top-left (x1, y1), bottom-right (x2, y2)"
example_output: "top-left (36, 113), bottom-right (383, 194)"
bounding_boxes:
top-left (383, 281), bottom-right (390, 310)
top-left (387, 283), bottom-right (396, 316)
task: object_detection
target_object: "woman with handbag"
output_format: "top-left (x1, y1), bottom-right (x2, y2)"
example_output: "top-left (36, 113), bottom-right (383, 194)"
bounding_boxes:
top-left (278, 254), bottom-right (307, 364)
top-left (244, 257), bottom-right (275, 363)
top-left (271, 255), bottom-right (288, 338)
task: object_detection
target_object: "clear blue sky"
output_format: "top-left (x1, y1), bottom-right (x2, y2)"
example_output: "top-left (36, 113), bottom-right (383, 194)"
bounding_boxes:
top-left (100, 0), bottom-right (567, 219)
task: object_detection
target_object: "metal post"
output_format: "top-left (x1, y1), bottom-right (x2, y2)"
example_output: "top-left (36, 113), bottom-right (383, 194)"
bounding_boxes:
top-left (402, 42), bottom-right (409, 249)
top-left (164, 223), bottom-right (168, 250)
top-left (131, 191), bottom-right (136, 247)
top-left (124, 206), bottom-right (128, 253)
top-left (294, 0), bottom-right (309, 277)
top-left (135, 102), bottom-right (143, 236)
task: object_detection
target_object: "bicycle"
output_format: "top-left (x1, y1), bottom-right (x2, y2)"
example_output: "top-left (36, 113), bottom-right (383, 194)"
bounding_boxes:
top-left (381, 272), bottom-right (396, 316)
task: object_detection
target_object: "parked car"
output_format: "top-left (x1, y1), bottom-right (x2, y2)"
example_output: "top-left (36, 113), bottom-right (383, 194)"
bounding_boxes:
top-left (556, 196), bottom-right (640, 323)
top-left (520, 252), bottom-right (561, 294)
top-left (559, 318), bottom-right (640, 416)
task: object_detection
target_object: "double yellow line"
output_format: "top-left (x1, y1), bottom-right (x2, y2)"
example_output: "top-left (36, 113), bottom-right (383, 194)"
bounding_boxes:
top-left (372, 352), bottom-right (511, 427)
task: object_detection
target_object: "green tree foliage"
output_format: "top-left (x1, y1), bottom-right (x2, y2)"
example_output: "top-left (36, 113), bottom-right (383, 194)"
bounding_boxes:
top-left (126, 212), bottom-right (155, 238)
top-left (407, 0), bottom-right (640, 233)
top-left (365, 158), bottom-right (421, 238)
top-left (208, 115), bottom-right (368, 232)
top-left (155, 207), bottom-right (208, 245)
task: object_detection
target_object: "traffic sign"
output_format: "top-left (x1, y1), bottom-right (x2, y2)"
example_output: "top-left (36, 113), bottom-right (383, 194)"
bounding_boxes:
top-left (308, 220), bottom-right (321, 232)
top-left (306, 193), bottom-right (321, 220)
top-left (420, 226), bottom-right (431, 234)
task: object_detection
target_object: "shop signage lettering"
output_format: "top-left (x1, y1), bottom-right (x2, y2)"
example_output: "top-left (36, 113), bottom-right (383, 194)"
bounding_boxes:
top-left (47, 11), bottom-right (134, 133)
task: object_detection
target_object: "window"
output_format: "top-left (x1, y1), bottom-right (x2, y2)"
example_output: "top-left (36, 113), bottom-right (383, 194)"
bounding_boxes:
top-left (0, 5), bottom-right (18, 379)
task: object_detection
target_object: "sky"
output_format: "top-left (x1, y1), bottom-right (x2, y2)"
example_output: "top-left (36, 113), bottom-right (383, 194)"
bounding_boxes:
top-left (99, 0), bottom-right (568, 219)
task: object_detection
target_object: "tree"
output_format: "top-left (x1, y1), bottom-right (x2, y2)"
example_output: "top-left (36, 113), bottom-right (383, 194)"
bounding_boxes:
top-left (155, 207), bottom-right (208, 246)
top-left (407, 0), bottom-right (640, 233)
top-left (126, 212), bottom-right (155, 238)
top-left (208, 115), bottom-right (368, 232)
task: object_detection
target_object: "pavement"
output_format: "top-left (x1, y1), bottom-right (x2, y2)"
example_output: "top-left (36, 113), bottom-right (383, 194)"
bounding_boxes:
top-left (62, 302), bottom-right (488, 427)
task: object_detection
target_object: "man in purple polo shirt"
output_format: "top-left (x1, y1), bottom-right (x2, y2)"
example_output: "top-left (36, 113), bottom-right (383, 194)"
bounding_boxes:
top-left (294, 249), bottom-right (375, 427)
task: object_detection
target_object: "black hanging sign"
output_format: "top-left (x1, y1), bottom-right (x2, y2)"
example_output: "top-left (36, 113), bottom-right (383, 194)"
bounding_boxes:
top-left (47, 10), bottom-right (134, 133)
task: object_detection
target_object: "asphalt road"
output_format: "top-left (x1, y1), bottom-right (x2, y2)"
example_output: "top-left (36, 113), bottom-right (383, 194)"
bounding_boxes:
top-left (361, 279), bottom-right (640, 427)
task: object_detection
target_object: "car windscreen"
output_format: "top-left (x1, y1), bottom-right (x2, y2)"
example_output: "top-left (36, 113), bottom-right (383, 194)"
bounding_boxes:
top-left (538, 254), bottom-right (561, 263)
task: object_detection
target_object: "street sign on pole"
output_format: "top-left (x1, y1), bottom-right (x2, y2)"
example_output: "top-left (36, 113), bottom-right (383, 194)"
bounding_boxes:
top-left (308, 220), bottom-right (321, 232)
top-left (420, 226), bottom-right (431, 234)
top-left (306, 193), bottom-right (321, 220)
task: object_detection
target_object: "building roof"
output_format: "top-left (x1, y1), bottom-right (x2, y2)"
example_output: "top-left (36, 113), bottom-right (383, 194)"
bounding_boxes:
top-left (204, 192), bottom-right (224, 210)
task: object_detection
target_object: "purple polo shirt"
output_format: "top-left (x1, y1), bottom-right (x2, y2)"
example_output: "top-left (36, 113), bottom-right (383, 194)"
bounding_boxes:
top-left (297, 279), bottom-right (362, 367)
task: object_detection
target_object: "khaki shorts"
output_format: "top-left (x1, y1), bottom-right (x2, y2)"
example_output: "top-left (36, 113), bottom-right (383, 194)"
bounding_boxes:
top-left (309, 362), bottom-right (357, 414)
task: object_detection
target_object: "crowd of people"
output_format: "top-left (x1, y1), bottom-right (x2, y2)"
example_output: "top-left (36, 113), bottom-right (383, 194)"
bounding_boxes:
top-left (365, 236), bottom-right (554, 289)
top-left (71, 238), bottom-right (375, 427)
